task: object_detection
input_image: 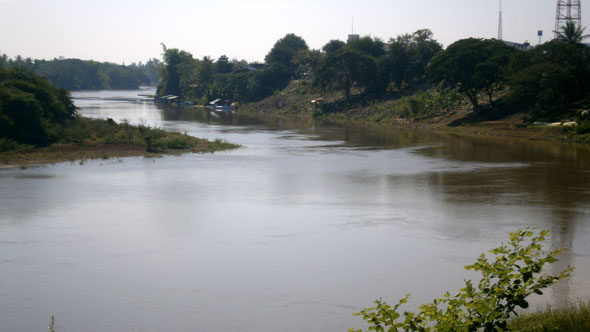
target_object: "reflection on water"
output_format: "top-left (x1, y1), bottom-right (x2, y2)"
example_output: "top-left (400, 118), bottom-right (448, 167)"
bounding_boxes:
top-left (0, 90), bottom-right (588, 332)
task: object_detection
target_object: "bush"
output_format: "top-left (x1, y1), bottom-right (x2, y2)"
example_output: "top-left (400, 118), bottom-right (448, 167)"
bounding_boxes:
top-left (156, 136), bottom-right (194, 150)
top-left (0, 138), bottom-right (32, 153)
top-left (575, 122), bottom-right (590, 135)
top-left (351, 229), bottom-right (572, 332)
top-left (394, 89), bottom-right (462, 119)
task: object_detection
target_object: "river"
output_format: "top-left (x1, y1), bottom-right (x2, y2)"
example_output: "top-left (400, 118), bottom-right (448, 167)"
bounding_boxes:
top-left (1, 89), bottom-right (589, 332)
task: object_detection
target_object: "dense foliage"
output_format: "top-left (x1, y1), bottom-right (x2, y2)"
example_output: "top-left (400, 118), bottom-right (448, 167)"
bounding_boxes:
top-left (427, 38), bottom-right (515, 109)
top-left (0, 54), bottom-right (159, 90)
top-left (157, 30), bottom-right (443, 105)
top-left (155, 24), bottom-right (588, 123)
top-left (315, 32), bottom-right (442, 101)
top-left (351, 229), bottom-right (572, 332)
top-left (315, 48), bottom-right (378, 101)
top-left (508, 39), bottom-right (590, 122)
top-left (156, 36), bottom-right (305, 104)
top-left (0, 67), bottom-right (77, 146)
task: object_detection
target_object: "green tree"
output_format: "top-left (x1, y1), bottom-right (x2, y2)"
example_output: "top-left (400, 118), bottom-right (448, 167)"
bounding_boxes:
top-left (216, 55), bottom-right (233, 74)
top-left (0, 68), bottom-right (77, 146)
top-left (158, 46), bottom-right (194, 96)
top-left (427, 38), bottom-right (515, 109)
top-left (554, 21), bottom-right (590, 45)
top-left (264, 33), bottom-right (309, 78)
top-left (351, 229), bottom-right (572, 332)
top-left (292, 49), bottom-right (323, 80)
top-left (315, 48), bottom-right (377, 101)
top-left (347, 36), bottom-right (386, 58)
top-left (322, 40), bottom-right (346, 54)
top-left (508, 40), bottom-right (590, 121)
top-left (196, 56), bottom-right (215, 101)
top-left (0, 53), bottom-right (8, 68)
top-left (382, 29), bottom-right (442, 90)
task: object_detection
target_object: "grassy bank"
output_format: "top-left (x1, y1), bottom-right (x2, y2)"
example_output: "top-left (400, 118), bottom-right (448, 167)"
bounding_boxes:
top-left (238, 80), bottom-right (590, 145)
top-left (0, 117), bottom-right (238, 168)
top-left (509, 302), bottom-right (590, 332)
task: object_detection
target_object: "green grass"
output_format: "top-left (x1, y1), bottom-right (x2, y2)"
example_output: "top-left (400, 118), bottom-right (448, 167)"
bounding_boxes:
top-left (509, 302), bottom-right (590, 332)
top-left (43, 117), bottom-right (238, 153)
top-left (1, 117), bottom-right (239, 166)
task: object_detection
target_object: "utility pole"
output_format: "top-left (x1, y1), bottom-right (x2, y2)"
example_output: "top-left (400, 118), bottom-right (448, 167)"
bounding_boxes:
top-left (555, 0), bottom-right (582, 37)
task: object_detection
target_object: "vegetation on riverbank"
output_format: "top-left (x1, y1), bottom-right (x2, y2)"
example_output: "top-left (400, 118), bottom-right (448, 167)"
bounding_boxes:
top-left (351, 229), bottom-right (580, 332)
top-left (0, 116), bottom-right (238, 168)
top-left (154, 23), bottom-right (589, 144)
top-left (0, 67), bottom-right (237, 168)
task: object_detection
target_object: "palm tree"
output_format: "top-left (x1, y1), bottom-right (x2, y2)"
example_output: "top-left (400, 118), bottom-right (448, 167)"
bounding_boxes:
top-left (554, 21), bottom-right (590, 44)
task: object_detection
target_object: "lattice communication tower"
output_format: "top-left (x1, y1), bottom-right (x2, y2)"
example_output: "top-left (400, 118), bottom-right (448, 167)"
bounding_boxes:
top-left (555, 0), bottom-right (582, 36)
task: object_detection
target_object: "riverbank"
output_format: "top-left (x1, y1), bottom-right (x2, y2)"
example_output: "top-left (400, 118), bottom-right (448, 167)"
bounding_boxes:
top-left (0, 117), bottom-right (238, 169)
top-left (509, 302), bottom-right (590, 332)
top-left (237, 80), bottom-right (590, 145)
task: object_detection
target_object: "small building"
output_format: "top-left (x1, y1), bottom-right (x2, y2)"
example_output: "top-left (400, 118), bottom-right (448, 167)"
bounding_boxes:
top-left (347, 34), bottom-right (360, 43)
top-left (230, 63), bottom-right (268, 74)
top-left (503, 40), bottom-right (532, 51)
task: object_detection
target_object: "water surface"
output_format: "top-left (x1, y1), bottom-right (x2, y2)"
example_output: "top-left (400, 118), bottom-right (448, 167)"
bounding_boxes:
top-left (1, 90), bottom-right (589, 332)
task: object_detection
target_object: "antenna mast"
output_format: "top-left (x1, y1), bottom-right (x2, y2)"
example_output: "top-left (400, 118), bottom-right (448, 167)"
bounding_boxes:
top-left (555, 0), bottom-right (582, 37)
top-left (498, 0), bottom-right (503, 40)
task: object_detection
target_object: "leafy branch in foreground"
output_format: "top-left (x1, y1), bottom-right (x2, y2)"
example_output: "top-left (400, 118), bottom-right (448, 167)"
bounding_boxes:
top-left (350, 229), bottom-right (573, 332)
top-left (48, 316), bottom-right (56, 332)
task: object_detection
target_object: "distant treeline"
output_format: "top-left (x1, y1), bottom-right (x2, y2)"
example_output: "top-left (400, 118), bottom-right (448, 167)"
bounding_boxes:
top-left (160, 22), bottom-right (589, 122)
top-left (0, 54), bottom-right (160, 90)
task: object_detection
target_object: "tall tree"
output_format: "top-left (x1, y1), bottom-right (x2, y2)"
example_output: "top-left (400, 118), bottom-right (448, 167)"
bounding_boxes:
top-left (347, 36), bottom-right (386, 58)
top-left (264, 33), bottom-right (309, 77)
top-left (322, 40), bottom-right (346, 54)
top-left (196, 56), bottom-right (215, 101)
top-left (315, 48), bottom-right (377, 101)
top-left (382, 29), bottom-right (442, 89)
top-left (0, 67), bottom-right (77, 146)
top-left (216, 55), bottom-right (233, 74)
top-left (508, 40), bottom-right (590, 121)
top-left (158, 47), bottom-right (194, 96)
top-left (427, 38), bottom-right (514, 109)
top-left (554, 21), bottom-right (590, 45)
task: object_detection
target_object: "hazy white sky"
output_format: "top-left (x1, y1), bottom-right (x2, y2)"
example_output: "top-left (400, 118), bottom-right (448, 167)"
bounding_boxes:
top-left (1, 0), bottom-right (588, 64)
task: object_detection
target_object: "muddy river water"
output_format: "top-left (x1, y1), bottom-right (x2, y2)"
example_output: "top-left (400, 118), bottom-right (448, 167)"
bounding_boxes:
top-left (1, 89), bottom-right (589, 332)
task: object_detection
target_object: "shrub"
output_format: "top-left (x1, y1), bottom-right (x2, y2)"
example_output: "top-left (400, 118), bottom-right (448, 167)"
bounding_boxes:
top-left (351, 229), bottom-right (572, 332)
top-left (575, 122), bottom-right (590, 135)
top-left (0, 138), bottom-right (33, 153)
top-left (157, 136), bottom-right (193, 150)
